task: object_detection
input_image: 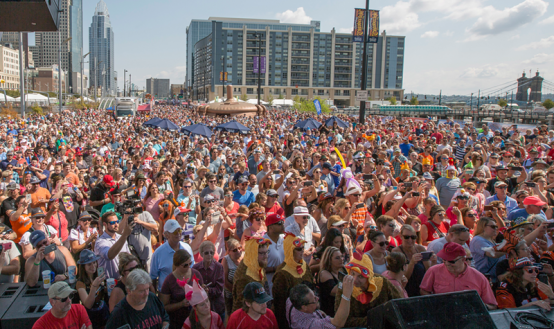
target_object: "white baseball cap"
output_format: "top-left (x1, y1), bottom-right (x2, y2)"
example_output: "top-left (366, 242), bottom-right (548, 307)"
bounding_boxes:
top-left (164, 219), bottom-right (181, 233)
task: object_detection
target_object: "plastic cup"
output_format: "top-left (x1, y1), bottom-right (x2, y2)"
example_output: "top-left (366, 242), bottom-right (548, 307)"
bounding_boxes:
top-left (106, 278), bottom-right (116, 296)
top-left (42, 270), bottom-right (51, 289)
top-left (68, 266), bottom-right (76, 284)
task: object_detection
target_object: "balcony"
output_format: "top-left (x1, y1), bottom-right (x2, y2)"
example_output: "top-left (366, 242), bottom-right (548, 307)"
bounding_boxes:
top-left (291, 51), bottom-right (310, 57)
top-left (334, 83), bottom-right (351, 88)
top-left (291, 44), bottom-right (310, 50)
top-left (335, 54), bottom-right (351, 59)
top-left (292, 37), bottom-right (310, 42)
top-left (292, 82), bottom-right (309, 87)
top-left (334, 61), bottom-right (351, 67)
top-left (335, 69), bottom-right (352, 73)
top-left (335, 46), bottom-right (352, 51)
top-left (291, 74), bottom-right (309, 80)
top-left (291, 67), bottom-right (309, 72)
top-left (334, 75), bottom-right (351, 81)
top-left (335, 38), bottom-right (351, 44)
top-left (291, 60), bottom-right (309, 65)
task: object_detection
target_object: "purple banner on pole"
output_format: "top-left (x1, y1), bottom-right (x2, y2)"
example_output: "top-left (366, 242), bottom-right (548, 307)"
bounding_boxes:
top-left (261, 56), bottom-right (266, 74)
top-left (253, 56), bottom-right (259, 74)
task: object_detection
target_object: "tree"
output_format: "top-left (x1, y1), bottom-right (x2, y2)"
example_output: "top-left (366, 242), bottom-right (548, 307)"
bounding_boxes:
top-left (6, 90), bottom-right (19, 98)
top-left (498, 99), bottom-right (508, 108)
top-left (278, 93), bottom-right (284, 99)
top-left (544, 99), bottom-right (554, 110)
top-left (389, 96), bottom-right (397, 105)
top-left (267, 93), bottom-right (274, 106)
top-left (240, 94), bottom-right (248, 102)
top-left (410, 96), bottom-right (419, 105)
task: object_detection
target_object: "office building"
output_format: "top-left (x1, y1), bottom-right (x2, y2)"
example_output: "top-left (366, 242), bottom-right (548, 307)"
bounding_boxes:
top-left (146, 78), bottom-right (170, 98)
top-left (89, 0), bottom-right (115, 96)
top-left (0, 44), bottom-right (20, 90)
top-left (188, 18), bottom-right (404, 106)
top-left (69, 0), bottom-right (84, 94)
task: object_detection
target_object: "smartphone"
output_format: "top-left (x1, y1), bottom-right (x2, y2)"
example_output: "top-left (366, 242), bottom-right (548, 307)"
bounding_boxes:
top-left (421, 252), bottom-right (433, 261)
top-left (539, 273), bottom-right (549, 284)
top-left (25, 194), bottom-right (32, 204)
top-left (97, 266), bottom-right (104, 277)
top-left (356, 203), bottom-right (365, 209)
top-left (548, 222), bottom-right (554, 229)
top-left (525, 182), bottom-right (536, 188)
top-left (211, 211), bottom-right (221, 225)
top-left (484, 205), bottom-right (493, 211)
top-left (304, 181), bottom-right (313, 187)
top-left (128, 215), bottom-right (135, 225)
top-left (299, 170), bottom-right (306, 176)
top-left (412, 192), bottom-right (420, 197)
top-left (393, 186), bottom-right (397, 190)
top-left (273, 170), bottom-right (280, 175)
top-left (44, 244), bottom-right (57, 254)
top-left (338, 270), bottom-right (347, 282)
top-left (363, 174), bottom-right (373, 180)
top-left (534, 263), bottom-right (544, 271)
top-left (386, 169), bottom-right (391, 174)
top-left (404, 182), bottom-right (412, 189)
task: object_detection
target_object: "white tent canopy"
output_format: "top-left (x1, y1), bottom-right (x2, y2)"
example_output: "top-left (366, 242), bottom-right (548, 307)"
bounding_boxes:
top-left (0, 95), bottom-right (16, 102)
top-left (246, 99), bottom-right (269, 105)
top-left (15, 93), bottom-right (49, 101)
top-left (272, 99), bottom-right (294, 106)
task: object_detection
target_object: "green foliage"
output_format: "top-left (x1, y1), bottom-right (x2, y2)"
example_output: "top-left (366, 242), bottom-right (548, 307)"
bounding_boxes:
top-left (240, 94), bottom-right (248, 102)
top-left (389, 96), bottom-right (397, 105)
top-left (5, 90), bottom-right (20, 98)
top-left (267, 93), bottom-right (274, 106)
top-left (543, 99), bottom-right (554, 110)
top-left (292, 96), bottom-right (331, 114)
top-left (278, 93), bottom-right (284, 99)
top-left (31, 104), bottom-right (43, 115)
top-left (498, 99), bottom-right (508, 108)
top-left (410, 96), bottom-right (419, 105)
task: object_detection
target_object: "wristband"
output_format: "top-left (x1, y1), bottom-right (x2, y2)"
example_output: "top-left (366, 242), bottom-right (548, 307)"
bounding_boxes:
top-left (341, 294), bottom-right (350, 301)
top-left (34, 262), bottom-right (40, 266)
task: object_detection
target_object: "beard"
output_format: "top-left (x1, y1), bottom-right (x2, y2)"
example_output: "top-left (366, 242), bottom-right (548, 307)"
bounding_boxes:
top-left (258, 259), bottom-right (268, 268)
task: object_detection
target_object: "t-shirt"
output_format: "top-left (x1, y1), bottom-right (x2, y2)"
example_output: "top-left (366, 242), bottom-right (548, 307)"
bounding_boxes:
top-left (20, 225), bottom-right (58, 246)
top-left (0, 240), bottom-right (20, 283)
top-left (232, 190), bottom-right (255, 207)
top-left (105, 292), bottom-right (169, 329)
top-left (1, 197), bottom-right (16, 229)
top-left (128, 211), bottom-right (157, 264)
top-left (90, 185), bottom-right (108, 212)
top-left (30, 188), bottom-right (51, 212)
top-left (200, 186), bottom-right (224, 202)
top-left (32, 304), bottom-right (91, 329)
top-left (65, 172), bottom-right (80, 186)
top-left (226, 308), bottom-right (278, 329)
top-left (11, 213), bottom-right (32, 243)
top-left (264, 203), bottom-right (283, 217)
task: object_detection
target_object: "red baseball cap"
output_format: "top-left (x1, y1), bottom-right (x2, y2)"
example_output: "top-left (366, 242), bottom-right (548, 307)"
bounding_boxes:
top-left (103, 175), bottom-right (115, 187)
top-left (437, 242), bottom-right (466, 262)
top-left (523, 196), bottom-right (546, 207)
top-left (265, 213), bottom-right (284, 226)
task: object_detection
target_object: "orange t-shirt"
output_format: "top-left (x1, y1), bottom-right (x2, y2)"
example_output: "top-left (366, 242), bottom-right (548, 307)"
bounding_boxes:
top-left (11, 213), bottom-right (32, 243)
top-left (65, 172), bottom-right (80, 186)
top-left (31, 188), bottom-right (52, 212)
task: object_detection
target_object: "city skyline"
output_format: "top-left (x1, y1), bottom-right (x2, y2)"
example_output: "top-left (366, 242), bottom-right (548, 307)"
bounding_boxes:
top-left (89, 0), bottom-right (115, 96)
top-left (36, 0), bottom-right (554, 96)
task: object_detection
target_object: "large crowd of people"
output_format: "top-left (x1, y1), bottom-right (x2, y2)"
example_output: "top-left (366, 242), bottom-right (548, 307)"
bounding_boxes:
top-left (0, 104), bottom-right (553, 328)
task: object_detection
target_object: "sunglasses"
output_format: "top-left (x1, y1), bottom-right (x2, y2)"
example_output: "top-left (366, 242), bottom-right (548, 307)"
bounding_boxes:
top-left (466, 213), bottom-right (476, 217)
top-left (206, 200), bottom-right (215, 203)
top-left (525, 267), bottom-right (539, 274)
top-left (446, 257), bottom-right (464, 264)
top-left (108, 220), bottom-right (120, 225)
top-left (403, 235), bottom-right (417, 240)
top-left (170, 229), bottom-right (183, 236)
top-left (54, 292), bottom-right (76, 303)
top-left (203, 251), bottom-right (214, 255)
top-left (208, 180), bottom-right (216, 183)
top-left (351, 194), bottom-right (361, 197)
top-left (124, 265), bottom-right (141, 273)
top-left (378, 241), bottom-right (390, 247)
top-left (183, 186), bottom-right (192, 188)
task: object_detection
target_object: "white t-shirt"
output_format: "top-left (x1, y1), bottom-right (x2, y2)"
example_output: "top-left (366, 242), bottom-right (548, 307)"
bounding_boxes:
top-left (69, 226), bottom-right (98, 245)
top-left (19, 225), bottom-right (59, 246)
top-left (263, 233), bottom-right (285, 296)
top-left (0, 240), bottom-right (21, 283)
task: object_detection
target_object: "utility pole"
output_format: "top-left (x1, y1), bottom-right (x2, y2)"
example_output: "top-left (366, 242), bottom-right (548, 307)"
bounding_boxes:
top-left (256, 32), bottom-right (262, 105)
top-left (221, 55), bottom-right (226, 99)
top-left (438, 90), bottom-right (442, 105)
top-left (358, 0), bottom-right (370, 124)
top-left (477, 89), bottom-right (480, 112)
top-left (81, 50), bottom-right (90, 102)
top-left (124, 70), bottom-right (127, 97)
top-left (129, 74), bottom-right (132, 97)
top-left (18, 32), bottom-right (25, 118)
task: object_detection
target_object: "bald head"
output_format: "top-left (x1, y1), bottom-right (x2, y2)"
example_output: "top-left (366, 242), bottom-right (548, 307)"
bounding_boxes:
top-left (448, 224), bottom-right (471, 244)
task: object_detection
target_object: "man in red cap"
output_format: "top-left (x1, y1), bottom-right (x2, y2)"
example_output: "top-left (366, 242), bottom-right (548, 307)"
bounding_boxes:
top-left (89, 174), bottom-right (115, 212)
top-left (264, 211), bottom-right (285, 296)
top-left (507, 195), bottom-right (547, 222)
top-left (420, 242), bottom-right (497, 309)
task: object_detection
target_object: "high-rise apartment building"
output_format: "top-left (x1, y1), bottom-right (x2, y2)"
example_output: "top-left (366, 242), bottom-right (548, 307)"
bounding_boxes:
top-left (0, 44), bottom-right (20, 90)
top-left (89, 0), bottom-right (115, 96)
top-left (69, 0), bottom-right (84, 94)
top-left (188, 18), bottom-right (404, 106)
top-left (146, 78), bottom-right (170, 98)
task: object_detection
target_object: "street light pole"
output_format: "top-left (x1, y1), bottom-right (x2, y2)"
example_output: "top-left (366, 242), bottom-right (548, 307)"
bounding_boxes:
top-left (81, 50), bottom-right (90, 101)
top-left (256, 33), bottom-right (262, 105)
top-left (359, 0), bottom-right (370, 124)
top-left (19, 32), bottom-right (25, 118)
top-left (124, 69), bottom-right (127, 97)
top-left (129, 74), bottom-right (132, 97)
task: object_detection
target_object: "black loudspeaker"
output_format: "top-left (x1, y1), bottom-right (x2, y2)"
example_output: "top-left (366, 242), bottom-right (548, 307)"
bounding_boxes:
top-left (0, 0), bottom-right (60, 32)
top-left (367, 291), bottom-right (497, 329)
top-left (489, 307), bottom-right (554, 329)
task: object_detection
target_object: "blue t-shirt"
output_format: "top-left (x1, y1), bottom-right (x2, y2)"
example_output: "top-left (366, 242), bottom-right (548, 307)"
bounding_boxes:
top-left (469, 235), bottom-right (505, 280)
top-left (507, 208), bottom-right (547, 222)
top-left (399, 143), bottom-right (414, 157)
top-left (232, 190), bottom-right (255, 207)
top-left (332, 164), bottom-right (342, 186)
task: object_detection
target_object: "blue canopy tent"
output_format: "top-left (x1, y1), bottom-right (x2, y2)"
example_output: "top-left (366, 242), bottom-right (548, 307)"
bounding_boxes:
top-left (181, 123), bottom-right (213, 138)
top-left (324, 116), bottom-right (349, 129)
top-left (214, 120), bottom-right (251, 134)
top-left (294, 118), bottom-right (322, 131)
top-left (151, 118), bottom-right (180, 131)
top-left (143, 117), bottom-right (162, 128)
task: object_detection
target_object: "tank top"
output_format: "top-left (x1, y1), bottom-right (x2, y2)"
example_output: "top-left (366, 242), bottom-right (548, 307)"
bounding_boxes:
top-left (365, 252), bottom-right (388, 275)
top-left (35, 248), bottom-right (68, 280)
top-left (12, 213), bottom-right (32, 243)
top-left (224, 254), bottom-right (238, 298)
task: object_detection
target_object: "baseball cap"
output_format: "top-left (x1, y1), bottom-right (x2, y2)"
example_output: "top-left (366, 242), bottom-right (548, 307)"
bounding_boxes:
top-left (293, 206), bottom-right (309, 216)
top-left (322, 162), bottom-right (333, 170)
top-left (238, 176), bottom-right (249, 184)
top-left (103, 175), bottom-right (115, 187)
top-left (494, 181), bottom-right (508, 187)
top-left (164, 219), bottom-right (181, 233)
top-left (243, 282), bottom-right (273, 304)
top-left (29, 176), bottom-right (40, 184)
top-left (6, 182), bottom-right (18, 190)
top-left (29, 230), bottom-right (47, 248)
top-left (423, 172), bottom-right (433, 180)
top-left (523, 196), bottom-right (546, 207)
top-left (266, 189), bottom-right (278, 197)
top-left (265, 213), bottom-right (283, 226)
top-left (509, 257), bottom-right (534, 271)
top-left (77, 249), bottom-right (100, 265)
top-left (495, 165), bottom-right (508, 171)
top-left (48, 281), bottom-right (76, 299)
top-left (437, 242), bottom-right (466, 262)
top-left (79, 211), bottom-right (92, 221)
top-left (30, 207), bottom-right (45, 218)
top-left (489, 153), bottom-right (500, 158)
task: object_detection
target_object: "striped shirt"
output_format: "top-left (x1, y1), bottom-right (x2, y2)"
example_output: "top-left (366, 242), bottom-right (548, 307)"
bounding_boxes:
top-left (454, 145), bottom-right (467, 162)
top-left (286, 298), bottom-right (336, 329)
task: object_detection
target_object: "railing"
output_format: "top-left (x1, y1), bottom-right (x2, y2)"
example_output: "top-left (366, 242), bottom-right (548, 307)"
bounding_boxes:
top-left (335, 54), bottom-right (352, 59)
top-left (290, 67), bottom-right (309, 72)
top-left (291, 60), bottom-right (309, 65)
top-left (292, 44), bottom-right (310, 49)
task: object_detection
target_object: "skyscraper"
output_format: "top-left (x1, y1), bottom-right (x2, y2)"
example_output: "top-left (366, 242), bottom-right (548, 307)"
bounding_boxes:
top-left (69, 0), bottom-right (84, 95)
top-left (89, 0), bottom-right (115, 97)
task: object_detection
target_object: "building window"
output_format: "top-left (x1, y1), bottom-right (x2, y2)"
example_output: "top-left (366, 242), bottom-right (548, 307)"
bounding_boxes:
top-left (247, 88), bottom-right (254, 94)
top-left (291, 89), bottom-right (298, 95)
top-left (343, 90), bottom-right (350, 96)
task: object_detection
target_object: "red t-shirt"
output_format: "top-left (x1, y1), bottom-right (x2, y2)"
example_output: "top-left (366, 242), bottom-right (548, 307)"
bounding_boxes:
top-left (226, 308), bottom-right (278, 329)
top-left (423, 221), bottom-right (450, 244)
top-left (32, 304), bottom-right (91, 329)
top-left (264, 203), bottom-right (284, 217)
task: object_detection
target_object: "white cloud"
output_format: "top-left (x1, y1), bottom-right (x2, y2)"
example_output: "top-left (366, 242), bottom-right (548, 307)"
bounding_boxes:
top-left (458, 64), bottom-right (510, 79)
top-left (421, 31), bottom-right (439, 38)
top-left (510, 34), bottom-right (521, 40)
top-left (522, 53), bottom-right (554, 64)
top-left (444, 30), bottom-right (454, 37)
top-left (466, 0), bottom-right (548, 40)
top-left (516, 35), bottom-right (554, 50)
top-left (275, 7), bottom-right (312, 24)
top-left (539, 14), bottom-right (554, 24)
top-left (381, 1), bottom-right (422, 34)
top-left (338, 28), bottom-right (352, 34)
top-left (150, 65), bottom-right (186, 84)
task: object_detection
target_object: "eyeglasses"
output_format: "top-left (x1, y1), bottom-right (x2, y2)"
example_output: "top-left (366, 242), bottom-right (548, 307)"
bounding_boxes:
top-left (108, 220), bottom-right (120, 225)
top-left (124, 265), bottom-right (141, 273)
top-left (170, 229), bottom-right (183, 236)
top-left (436, 212), bottom-right (446, 217)
top-left (388, 223), bottom-right (396, 228)
top-left (206, 200), bottom-right (215, 203)
top-left (208, 180), bottom-right (216, 183)
top-left (466, 213), bottom-right (476, 218)
top-left (181, 262), bottom-right (192, 268)
top-left (525, 267), bottom-right (539, 274)
top-left (351, 194), bottom-right (361, 197)
top-left (496, 186), bottom-right (508, 189)
top-left (403, 235), bottom-right (417, 240)
top-left (203, 251), bottom-right (214, 255)
top-left (466, 257), bottom-right (473, 262)
top-left (54, 292), bottom-right (75, 303)
top-left (446, 257), bottom-right (464, 264)
top-left (378, 241), bottom-right (390, 247)
top-left (305, 295), bottom-right (319, 305)
top-left (183, 186), bottom-right (192, 188)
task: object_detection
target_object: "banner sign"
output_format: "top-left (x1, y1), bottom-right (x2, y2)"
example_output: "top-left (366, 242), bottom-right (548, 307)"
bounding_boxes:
top-left (261, 56), bottom-right (266, 74)
top-left (219, 72), bottom-right (228, 82)
top-left (314, 99), bottom-right (322, 115)
top-left (352, 9), bottom-right (365, 42)
top-left (253, 56), bottom-right (259, 74)
top-left (368, 10), bottom-right (380, 43)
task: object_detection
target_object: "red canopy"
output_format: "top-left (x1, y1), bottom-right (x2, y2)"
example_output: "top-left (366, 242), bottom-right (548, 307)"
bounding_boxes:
top-left (137, 103), bottom-right (151, 112)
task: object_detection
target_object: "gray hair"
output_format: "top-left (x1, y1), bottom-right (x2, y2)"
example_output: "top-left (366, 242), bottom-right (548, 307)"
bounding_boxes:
top-left (527, 214), bottom-right (546, 225)
top-left (289, 284), bottom-right (312, 310)
top-left (199, 240), bottom-right (215, 255)
top-left (125, 269), bottom-right (152, 292)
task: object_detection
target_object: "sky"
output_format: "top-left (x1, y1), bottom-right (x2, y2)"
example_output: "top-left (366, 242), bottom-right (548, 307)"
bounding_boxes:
top-left (79, 0), bottom-right (554, 97)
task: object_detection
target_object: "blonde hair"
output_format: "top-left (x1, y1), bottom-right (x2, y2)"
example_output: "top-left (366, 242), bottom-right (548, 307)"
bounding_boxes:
top-left (327, 215), bottom-right (345, 230)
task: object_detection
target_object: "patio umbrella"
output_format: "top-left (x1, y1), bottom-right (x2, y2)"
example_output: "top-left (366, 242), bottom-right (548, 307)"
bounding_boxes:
top-left (143, 117), bottom-right (162, 128)
top-left (214, 120), bottom-right (251, 134)
top-left (324, 116), bottom-right (349, 128)
top-left (294, 118), bottom-right (322, 131)
top-left (152, 118), bottom-right (180, 131)
top-left (181, 123), bottom-right (213, 138)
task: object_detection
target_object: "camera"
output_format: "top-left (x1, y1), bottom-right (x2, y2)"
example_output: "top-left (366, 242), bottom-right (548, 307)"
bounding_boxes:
top-left (115, 199), bottom-right (143, 217)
